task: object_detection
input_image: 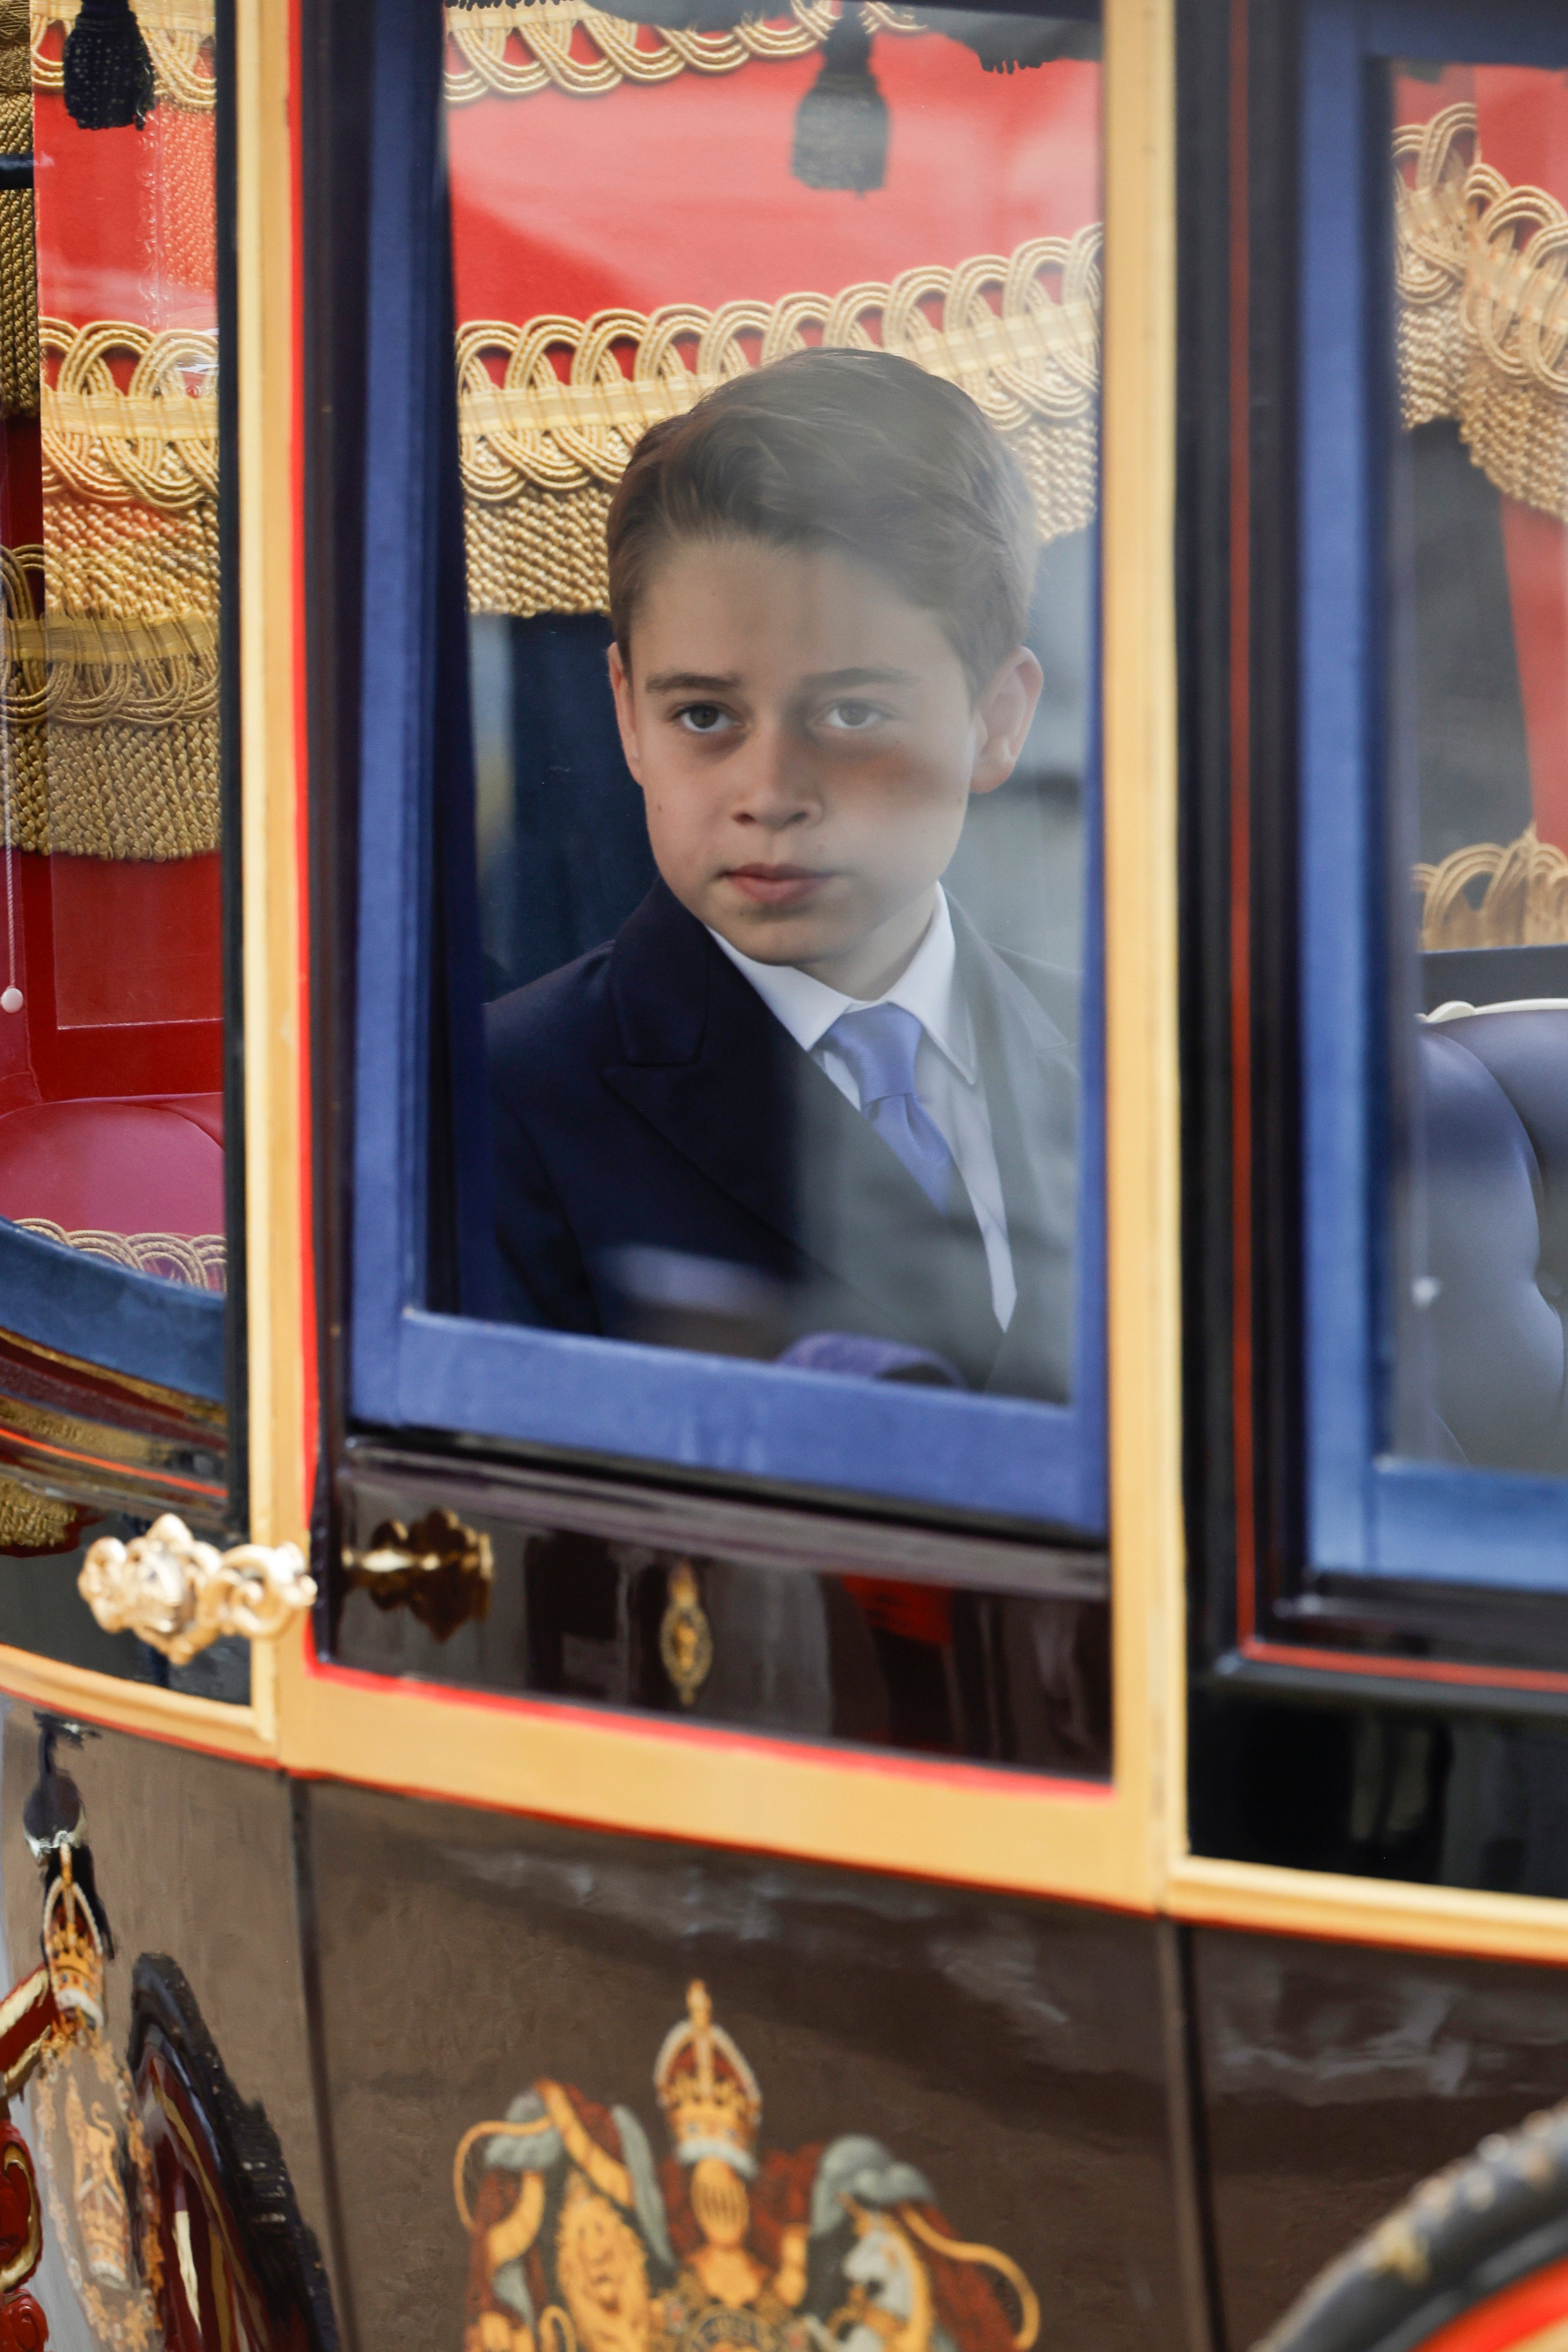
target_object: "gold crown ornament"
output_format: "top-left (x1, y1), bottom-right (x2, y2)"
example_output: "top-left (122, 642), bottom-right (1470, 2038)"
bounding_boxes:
top-left (42, 1847), bottom-right (105, 2035)
top-left (653, 1982), bottom-right (762, 2177)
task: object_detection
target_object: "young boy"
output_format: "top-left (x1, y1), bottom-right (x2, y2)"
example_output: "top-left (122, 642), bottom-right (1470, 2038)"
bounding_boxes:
top-left (486, 348), bottom-right (1077, 1403)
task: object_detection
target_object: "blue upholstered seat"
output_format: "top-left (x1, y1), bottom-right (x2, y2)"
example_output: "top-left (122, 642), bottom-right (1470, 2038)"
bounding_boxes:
top-left (1419, 1007), bottom-right (1568, 1472)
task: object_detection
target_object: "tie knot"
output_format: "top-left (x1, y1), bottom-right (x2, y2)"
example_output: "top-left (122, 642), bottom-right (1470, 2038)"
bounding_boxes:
top-left (824, 1001), bottom-right (924, 1107)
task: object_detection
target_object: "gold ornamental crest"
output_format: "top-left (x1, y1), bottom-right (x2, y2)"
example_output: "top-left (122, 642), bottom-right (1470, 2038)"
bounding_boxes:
top-left (457, 1980), bottom-right (1038, 2352)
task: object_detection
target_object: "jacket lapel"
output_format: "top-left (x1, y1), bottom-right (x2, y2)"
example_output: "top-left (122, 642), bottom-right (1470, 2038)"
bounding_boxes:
top-left (950, 903), bottom-right (1078, 1404)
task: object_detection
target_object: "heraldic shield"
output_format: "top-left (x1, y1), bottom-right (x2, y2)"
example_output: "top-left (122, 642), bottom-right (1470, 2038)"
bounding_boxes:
top-left (455, 1981), bottom-right (1039, 2352)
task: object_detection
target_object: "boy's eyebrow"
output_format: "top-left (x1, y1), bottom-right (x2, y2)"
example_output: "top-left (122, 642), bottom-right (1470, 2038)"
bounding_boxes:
top-left (643, 671), bottom-right (743, 695)
top-left (641, 665), bottom-right (922, 695)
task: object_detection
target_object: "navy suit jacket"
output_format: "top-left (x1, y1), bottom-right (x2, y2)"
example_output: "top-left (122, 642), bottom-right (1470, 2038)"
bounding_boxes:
top-left (485, 879), bottom-right (1078, 1402)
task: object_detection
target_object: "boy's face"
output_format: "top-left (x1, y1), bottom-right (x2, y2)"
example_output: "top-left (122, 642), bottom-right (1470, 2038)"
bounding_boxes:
top-left (609, 536), bottom-right (1042, 999)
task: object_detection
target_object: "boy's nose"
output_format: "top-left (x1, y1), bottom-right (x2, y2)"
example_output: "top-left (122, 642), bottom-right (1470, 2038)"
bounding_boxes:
top-left (733, 726), bottom-right (817, 828)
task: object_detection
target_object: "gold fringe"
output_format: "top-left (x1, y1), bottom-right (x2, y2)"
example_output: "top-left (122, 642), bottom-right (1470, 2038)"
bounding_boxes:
top-left (0, 541), bottom-right (220, 858)
top-left (443, 0), bottom-right (919, 106)
top-left (30, 0), bottom-right (214, 111)
top-left (1414, 823), bottom-right (1568, 950)
top-left (1, 0), bottom-right (35, 420)
top-left (462, 229), bottom-right (1102, 616)
top-left (15, 1219), bottom-right (225, 1290)
top-left (1395, 108), bottom-right (1568, 525)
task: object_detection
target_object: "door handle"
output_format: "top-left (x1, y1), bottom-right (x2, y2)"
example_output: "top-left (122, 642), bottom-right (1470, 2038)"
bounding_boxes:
top-left (78, 1512), bottom-right (316, 1664)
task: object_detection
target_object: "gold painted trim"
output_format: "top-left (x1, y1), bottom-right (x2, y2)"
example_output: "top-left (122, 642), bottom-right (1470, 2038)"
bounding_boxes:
top-left (1102, 0), bottom-right (1180, 1907)
top-left (0, 1644), bottom-right (272, 1762)
top-left (1168, 1855), bottom-right (1568, 1969)
top-left (237, 0), bottom-right (307, 1590)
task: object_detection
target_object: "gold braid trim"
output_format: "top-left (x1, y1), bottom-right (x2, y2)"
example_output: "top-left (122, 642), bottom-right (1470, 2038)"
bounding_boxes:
top-left (31, 0), bottom-right (214, 111)
top-left (443, 0), bottom-right (919, 105)
top-left (14, 1220), bottom-right (226, 1290)
top-left (1414, 822), bottom-right (1568, 950)
top-left (1, 0), bottom-right (36, 420)
top-left (0, 545), bottom-right (219, 856)
top-left (41, 320), bottom-right (218, 514)
top-left (462, 229), bottom-right (1102, 615)
top-left (1396, 107), bottom-right (1568, 525)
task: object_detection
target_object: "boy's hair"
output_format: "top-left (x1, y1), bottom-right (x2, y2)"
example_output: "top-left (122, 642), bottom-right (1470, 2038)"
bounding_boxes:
top-left (606, 348), bottom-right (1038, 699)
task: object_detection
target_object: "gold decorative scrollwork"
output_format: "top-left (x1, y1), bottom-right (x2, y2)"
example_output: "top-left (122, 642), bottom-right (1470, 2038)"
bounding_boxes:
top-left (14, 1218), bottom-right (225, 1291)
top-left (42, 320), bottom-right (218, 516)
top-left (659, 1562), bottom-right (713, 1706)
top-left (78, 1512), bottom-right (316, 1664)
top-left (1394, 105), bottom-right (1568, 526)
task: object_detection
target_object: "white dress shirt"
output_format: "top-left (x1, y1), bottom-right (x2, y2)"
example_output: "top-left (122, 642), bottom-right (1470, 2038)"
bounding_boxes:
top-left (707, 888), bottom-right (1016, 1329)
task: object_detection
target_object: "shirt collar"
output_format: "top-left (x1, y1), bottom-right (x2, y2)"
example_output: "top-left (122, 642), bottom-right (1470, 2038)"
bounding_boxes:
top-left (706, 886), bottom-right (976, 1082)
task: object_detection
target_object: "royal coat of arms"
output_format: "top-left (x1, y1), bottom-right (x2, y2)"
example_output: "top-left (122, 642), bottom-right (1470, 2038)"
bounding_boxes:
top-left (457, 1982), bottom-right (1037, 2352)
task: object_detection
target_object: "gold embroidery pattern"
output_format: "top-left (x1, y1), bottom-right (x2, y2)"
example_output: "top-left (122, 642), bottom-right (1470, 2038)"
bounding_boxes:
top-left (1396, 105), bottom-right (1568, 525)
top-left (15, 1218), bottom-right (226, 1290)
top-left (461, 230), bottom-right (1102, 615)
top-left (443, 0), bottom-right (919, 106)
top-left (30, 0), bottom-right (214, 110)
top-left (1414, 822), bottom-right (1568, 951)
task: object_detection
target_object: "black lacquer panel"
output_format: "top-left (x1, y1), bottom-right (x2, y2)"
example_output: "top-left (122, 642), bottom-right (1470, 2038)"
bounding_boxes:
top-left (0, 1711), bottom-right (340, 2336)
top-left (329, 1450), bottom-right (1110, 1774)
top-left (306, 1781), bottom-right (1187, 2352)
top-left (1194, 1925), bottom-right (1568, 2349)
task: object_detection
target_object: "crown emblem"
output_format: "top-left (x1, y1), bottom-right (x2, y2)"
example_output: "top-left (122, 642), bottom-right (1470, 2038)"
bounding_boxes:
top-left (43, 1848), bottom-right (104, 2034)
top-left (653, 1982), bottom-right (761, 2175)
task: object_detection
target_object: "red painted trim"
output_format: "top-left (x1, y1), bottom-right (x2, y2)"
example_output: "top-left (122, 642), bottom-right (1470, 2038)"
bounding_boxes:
top-left (1421, 2256), bottom-right (1568, 2352)
top-left (1240, 1633), bottom-right (1568, 1699)
top-left (0, 1421), bottom-right (223, 1506)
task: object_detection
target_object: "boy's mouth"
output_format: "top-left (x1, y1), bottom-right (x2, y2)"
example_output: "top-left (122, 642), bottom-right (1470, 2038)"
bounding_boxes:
top-left (723, 865), bottom-right (832, 908)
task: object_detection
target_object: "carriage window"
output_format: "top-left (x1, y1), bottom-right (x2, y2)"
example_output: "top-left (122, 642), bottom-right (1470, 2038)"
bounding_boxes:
top-left (419, 0), bottom-right (1106, 1526)
top-left (1390, 59), bottom-right (1568, 1480)
top-left (0, 0), bottom-right (227, 1299)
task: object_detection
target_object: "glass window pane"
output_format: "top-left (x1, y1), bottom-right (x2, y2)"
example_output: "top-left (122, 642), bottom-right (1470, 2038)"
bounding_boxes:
top-left (446, 1), bottom-right (1100, 1416)
top-left (1391, 59), bottom-right (1568, 1473)
top-left (0, 0), bottom-right (225, 1298)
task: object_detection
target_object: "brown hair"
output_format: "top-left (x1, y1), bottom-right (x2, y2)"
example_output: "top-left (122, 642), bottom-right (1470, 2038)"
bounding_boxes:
top-left (605, 348), bottom-right (1038, 699)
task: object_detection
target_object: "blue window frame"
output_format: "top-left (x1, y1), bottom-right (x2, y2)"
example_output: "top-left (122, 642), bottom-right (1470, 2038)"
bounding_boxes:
top-left (1300, 0), bottom-right (1568, 1586)
top-left (347, 0), bottom-right (1108, 1533)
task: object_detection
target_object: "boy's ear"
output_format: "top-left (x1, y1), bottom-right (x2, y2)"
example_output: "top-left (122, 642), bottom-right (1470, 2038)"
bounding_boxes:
top-left (969, 647), bottom-right (1045, 796)
top-left (607, 640), bottom-right (646, 788)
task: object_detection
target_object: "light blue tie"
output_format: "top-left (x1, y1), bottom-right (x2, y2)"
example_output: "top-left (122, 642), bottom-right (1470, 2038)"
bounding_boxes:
top-left (823, 1002), bottom-right (958, 1213)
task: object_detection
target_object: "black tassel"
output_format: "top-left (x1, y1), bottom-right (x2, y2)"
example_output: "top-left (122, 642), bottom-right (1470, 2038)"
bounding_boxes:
top-left (62, 0), bottom-right (156, 131)
top-left (791, 6), bottom-right (887, 193)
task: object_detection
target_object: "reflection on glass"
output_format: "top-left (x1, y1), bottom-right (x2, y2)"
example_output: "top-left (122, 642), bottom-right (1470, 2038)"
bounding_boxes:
top-left (0, 0), bottom-right (225, 1293)
top-left (452, 1), bottom-right (1101, 1403)
top-left (1392, 60), bottom-right (1568, 1469)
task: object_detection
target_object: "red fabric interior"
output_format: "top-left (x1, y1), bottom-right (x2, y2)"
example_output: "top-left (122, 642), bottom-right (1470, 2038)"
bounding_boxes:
top-left (0, 1097), bottom-right (224, 1235)
top-left (448, 38), bottom-right (1101, 326)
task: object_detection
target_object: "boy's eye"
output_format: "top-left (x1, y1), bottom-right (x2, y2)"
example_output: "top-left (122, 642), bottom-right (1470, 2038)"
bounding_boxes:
top-left (675, 704), bottom-right (734, 735)
top-left (820, 700), bottom-right (886, 733)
